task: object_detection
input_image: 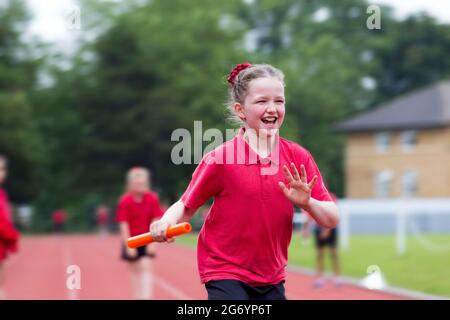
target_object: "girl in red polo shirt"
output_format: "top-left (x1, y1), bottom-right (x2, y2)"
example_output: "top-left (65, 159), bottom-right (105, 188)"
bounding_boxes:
top-left (0, 155), bottom-right (20, 300)
top-left (116, 167), bottom-right (163, 299)
top-left (151, 63), bottom-right (340, 300)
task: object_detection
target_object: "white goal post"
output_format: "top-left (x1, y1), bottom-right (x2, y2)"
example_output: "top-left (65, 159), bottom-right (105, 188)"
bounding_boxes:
top-left (337, 198), bottom-right (450, 255)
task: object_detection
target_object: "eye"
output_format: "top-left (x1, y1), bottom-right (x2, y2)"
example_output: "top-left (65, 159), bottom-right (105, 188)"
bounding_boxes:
top-left (256, 100), bottom-right (266, 104)
top-left (276, 100), bottom-right (284, 104)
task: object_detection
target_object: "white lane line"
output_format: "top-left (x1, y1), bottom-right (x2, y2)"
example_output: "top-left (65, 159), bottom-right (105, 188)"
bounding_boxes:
top-left (92, 237), bottom-right (194, 300)
top-left (62, 237), bottom-right (79, 300)
top-left (287, 265), bottom-right (448, 300)
top-left (153, 276), bottom-right (192, 300)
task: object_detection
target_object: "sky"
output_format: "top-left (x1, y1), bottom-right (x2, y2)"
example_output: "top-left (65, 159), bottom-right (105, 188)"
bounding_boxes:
top-left (373, 0), bottom-right (450, 22)
top-left (24, 0), bottom-right (450, 52)
top-left (26, 0), bottom-right (77, 41)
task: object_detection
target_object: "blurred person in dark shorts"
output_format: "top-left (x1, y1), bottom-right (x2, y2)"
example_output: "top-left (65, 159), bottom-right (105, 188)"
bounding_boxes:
top-left (301, 192), bottom-right (341, 288)
top-left (116, 167), bottom-right (164, 299)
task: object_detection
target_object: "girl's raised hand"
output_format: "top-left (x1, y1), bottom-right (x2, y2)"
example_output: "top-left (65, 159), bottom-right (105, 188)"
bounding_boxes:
top-left (278, 162), bottom-right (318, 209)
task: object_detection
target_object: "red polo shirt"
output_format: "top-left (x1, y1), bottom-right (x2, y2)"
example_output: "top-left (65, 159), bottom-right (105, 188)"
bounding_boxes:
top-left (0, 188), bottom-right (19, 261)
top-left (182, 128), bottom-right (332, 286)
top-left (116, 191), bottom-right (164, 237)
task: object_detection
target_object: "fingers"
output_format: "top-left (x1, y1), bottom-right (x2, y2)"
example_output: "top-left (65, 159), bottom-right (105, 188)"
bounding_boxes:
top-left (290, 163), bottom-right (301, 181)
top-left (278, 181), bottom-right (290, 196)
top-left (300, 164), bottom-right (307, 183)
top-left (285, 163), bottom-right (311, 186)
top-left (283, 165), bottom-right (295, 184)
top-left (308, 175), bottom-right (318, 189)
top-left (280, 165), bottom-right (317, 197)
top-left (150, 219), bottom-right (169, 242)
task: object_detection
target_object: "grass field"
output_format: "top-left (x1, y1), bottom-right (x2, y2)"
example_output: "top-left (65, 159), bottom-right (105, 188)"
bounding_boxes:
top-left (176, 232), bottom-right (450, 298)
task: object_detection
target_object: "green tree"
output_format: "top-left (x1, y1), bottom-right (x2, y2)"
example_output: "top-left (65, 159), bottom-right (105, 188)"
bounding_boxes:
top-left (38, 0), bottom-right (248, 207)
top-left (370, 13), bottom-right (450, 103)
top-left (0, 0), bottom-right (43, 202)
top-left (236, 0), bottom-right (380, 195)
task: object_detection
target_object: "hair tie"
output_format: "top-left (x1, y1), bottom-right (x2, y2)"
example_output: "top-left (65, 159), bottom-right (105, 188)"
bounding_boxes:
top-left (227, 62), bottom-right (252, 86)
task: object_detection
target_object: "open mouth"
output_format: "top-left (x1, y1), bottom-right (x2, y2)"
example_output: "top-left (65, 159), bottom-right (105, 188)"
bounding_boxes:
top-left (261, 116), bottom-right (278, 125)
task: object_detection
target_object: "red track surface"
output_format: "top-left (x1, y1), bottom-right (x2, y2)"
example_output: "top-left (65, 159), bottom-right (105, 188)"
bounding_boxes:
top-left (3, 235), bottom-right (411, 300)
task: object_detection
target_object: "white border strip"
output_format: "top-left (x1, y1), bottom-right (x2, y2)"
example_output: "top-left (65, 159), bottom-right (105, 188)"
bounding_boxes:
top-left (287, 265), bottom-right (449, 300)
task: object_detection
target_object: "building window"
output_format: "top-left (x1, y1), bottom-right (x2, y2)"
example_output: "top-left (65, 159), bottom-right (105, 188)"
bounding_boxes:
top-left (401, 170), bottom-right (417, 197)
top-left (375, 132), bottom-right (390, 152)
top-left (401, 130), bottom-right (416, 151)
top-left (375, 170), bottom-right (392, 198)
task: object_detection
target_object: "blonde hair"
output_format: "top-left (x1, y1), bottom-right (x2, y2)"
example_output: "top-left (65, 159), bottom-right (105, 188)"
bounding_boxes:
top-left (226, 63), bottom-right (285, 125)
top-left (126, 167), bottom-right (151, 192)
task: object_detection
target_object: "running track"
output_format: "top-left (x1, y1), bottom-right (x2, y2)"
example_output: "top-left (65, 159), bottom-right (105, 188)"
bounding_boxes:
top-left (3, 235), bottom-right (411, 300)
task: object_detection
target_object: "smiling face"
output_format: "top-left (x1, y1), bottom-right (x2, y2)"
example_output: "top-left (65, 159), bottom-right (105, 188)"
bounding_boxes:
top-left (234, 77), bottom-right (285, 137)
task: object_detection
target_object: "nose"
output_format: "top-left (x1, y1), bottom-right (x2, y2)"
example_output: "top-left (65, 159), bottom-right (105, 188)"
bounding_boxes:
top-left (266, 102), bottom-right (277, 113)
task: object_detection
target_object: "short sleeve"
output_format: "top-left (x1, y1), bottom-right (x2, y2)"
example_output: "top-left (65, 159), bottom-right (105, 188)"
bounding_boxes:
top-left (181, 153), bottom-right (222, 209)
top-left (304, 151), bottom-right (333, 202)
top-left (115, 198), bottom-right (129, 222)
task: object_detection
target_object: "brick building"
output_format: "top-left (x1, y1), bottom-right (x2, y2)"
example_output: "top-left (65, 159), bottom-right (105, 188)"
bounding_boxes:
top-left (336, 81), bottom-right (450, 198)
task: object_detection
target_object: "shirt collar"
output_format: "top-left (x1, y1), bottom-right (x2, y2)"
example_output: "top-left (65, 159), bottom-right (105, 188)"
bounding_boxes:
top-left (235, 127), bottom-right (280, 166)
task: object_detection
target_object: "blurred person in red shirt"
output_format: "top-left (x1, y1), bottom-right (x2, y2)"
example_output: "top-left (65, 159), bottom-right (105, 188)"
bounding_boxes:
top-left (116, 167), bottom-right (164, 299)
top-left (0, 155), bottom-right (20, 300)
top-left (52, 209), bottom-right (66, 233)
top-left (96, 205), bottom-right (109, 236)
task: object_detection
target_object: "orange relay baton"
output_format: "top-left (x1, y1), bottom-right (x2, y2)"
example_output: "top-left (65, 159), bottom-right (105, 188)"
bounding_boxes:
top-left (127, 222), bottom-right (192, 248)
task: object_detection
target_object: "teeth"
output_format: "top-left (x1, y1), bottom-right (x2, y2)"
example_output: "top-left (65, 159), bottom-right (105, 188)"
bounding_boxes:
top-left (262, 117), bottom-right (277, 124)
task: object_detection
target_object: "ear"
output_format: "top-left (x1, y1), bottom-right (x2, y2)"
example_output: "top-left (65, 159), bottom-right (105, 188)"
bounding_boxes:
top-left (234, 102), bottom-right (246, 121)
